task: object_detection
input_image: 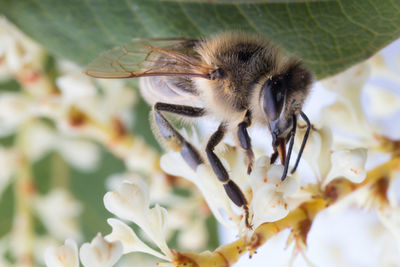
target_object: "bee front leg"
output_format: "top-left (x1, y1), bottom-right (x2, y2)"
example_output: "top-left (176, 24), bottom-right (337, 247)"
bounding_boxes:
top-left (206, 124), bottom-right (252, 228)
top-left (237, 110), bottom-right (255, 174)
top-left (153, 102), bottom-right (205, 170)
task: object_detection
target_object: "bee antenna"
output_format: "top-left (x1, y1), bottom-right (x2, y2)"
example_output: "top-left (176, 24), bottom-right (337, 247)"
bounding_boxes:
top-left (291, 111), bottom-right (310, 174)
top-left (281, 115), bottom-right (296, 181)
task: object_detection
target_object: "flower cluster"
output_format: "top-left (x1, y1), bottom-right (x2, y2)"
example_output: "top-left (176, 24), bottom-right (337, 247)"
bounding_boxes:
top-left (45, 235), bottom-right (122, 267)
top-left (1, 16), bottom-right (400, 267)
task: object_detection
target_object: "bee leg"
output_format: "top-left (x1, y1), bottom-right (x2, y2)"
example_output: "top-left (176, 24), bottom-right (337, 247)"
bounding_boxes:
top-left (280, 115), bottom-right (297, 181)
top-left (237, 110), bottom-right (255, 174)
top-left (153, 103), bottom-right (205, 170)
top-left (270, 150), bottom-right (279, 164)
top-left (206, 124), bottom-right (252, 228)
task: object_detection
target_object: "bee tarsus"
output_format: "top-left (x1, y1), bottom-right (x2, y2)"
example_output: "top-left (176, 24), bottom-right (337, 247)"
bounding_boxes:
top-left (237, 111), bottom-right (255, 174)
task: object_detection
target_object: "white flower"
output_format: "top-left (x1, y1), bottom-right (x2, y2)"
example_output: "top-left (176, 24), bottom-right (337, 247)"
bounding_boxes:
top-left (57, 72), bottom-right (136, 125)
top-left (105, 218), bottom-right (168, 260)
top-left (369, 53), bottom-right (400, 86)
top-left (79, 233), bottom-right (122, 267)
top-left (0, 93), bottom-right (34, 136)
top-left (22, 121), bottom-right (56, 161)
top-left (378, 206), bottom-right (400, 249)
top-left (105, 173), bottom-right (143, 191)
top-left (160, 151), bottom-right (236, 227)
top-left (249, 157), bottom-right (298, 228)
top-left (21, 120), bottom-right (100, 170)
top-left (321, 62), bottom-right (370, 104)
top-left (104, 180), bottom-right (149, 223)
top-left (34, 189), bottom-right (82, 240)
top-left (364, 84), bottom-right (400, 117)
top-left (103, 181), bottom-right (173, 260)
top-left (55, 138), bottom-right (100, 171)
top-left (45, 239), bottom-right (79, 267)
top-left (178, 221), bottom-right (208, 251)
top-left (124, 137), bottom-right (158, 174)
top-left (56, 73), bottom-right (97, 101)
top-left (321, 100), bottom-right (373, 142)
top-left (34, 236), bottom-right (59, 266)
top-left (320, 61), bottom-right (376, 145)
top-left (294, 125), bottom-right (333, 179)
top-left (324, 148), bottom-right (368, 186)
top-left (0, 16), bottom-right (44, 76)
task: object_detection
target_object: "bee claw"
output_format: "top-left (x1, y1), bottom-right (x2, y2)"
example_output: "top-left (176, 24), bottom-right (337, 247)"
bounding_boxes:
top-left (245, 149), bottom-right (254, 175)
top-left (247, 163), bottom-right (253, 175)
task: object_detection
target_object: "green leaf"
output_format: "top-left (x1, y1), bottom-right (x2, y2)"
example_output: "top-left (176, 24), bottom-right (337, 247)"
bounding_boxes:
top-left (1, 0), bottom-right (399, 78)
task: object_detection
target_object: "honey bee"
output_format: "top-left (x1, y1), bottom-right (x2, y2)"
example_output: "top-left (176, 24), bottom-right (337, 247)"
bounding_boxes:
top-left (86, 32), bottom-right (313, 228)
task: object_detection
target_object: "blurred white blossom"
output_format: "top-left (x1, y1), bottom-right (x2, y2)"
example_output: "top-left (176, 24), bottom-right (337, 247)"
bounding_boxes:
top-left (34, 189), bottom-right (82, 241)
top-left (365, 85), bottom-right (400, 117)
top-left (177, 219), bottom-right (208, 251)
top-left (124, 137), bottom-right (159, 174)
top-left (45, 239), bottom-right (79, 267)
top-left (321, 63), bottom-right (376, 145)
top-left (0, 93), bottom-right (37, 136)
top-left (0, 16), bottom-right (44, 76)
top-left (79, 233), bottom-right (122, 267)
top-left (19, 121), bottom-right (100, 171)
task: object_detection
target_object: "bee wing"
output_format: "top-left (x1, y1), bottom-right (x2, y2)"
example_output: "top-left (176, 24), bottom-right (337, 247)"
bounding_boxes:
top-left (85, 38), bottom-right (214, 79)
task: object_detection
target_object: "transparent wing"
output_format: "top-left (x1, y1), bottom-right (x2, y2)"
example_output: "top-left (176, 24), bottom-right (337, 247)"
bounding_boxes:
top-left (85, 38), bottom-right (214, 79)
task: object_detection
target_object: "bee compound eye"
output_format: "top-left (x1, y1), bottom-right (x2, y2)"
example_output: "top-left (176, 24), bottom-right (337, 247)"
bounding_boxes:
top-left (261, 76), bottom-right (285, 121)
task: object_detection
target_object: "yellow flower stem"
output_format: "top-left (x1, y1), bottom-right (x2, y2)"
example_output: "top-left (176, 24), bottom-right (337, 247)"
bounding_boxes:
top-left (12, 122), bottom-right (36, 266)
top-left (174, 157), bottom-right (400, 267)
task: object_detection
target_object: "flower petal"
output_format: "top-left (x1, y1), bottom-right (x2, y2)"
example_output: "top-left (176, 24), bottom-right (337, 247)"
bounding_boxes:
top-left (249, 157), bottom-right (298, 228)
top-left (251, 186), bottom-right (289, 228)
top-left (145, 205), bottom-right (172, 258)
top-left (105, 218), bottom-right (167, 259)
top-left (34, 189), bottom-right (82, 241)
top-left (56, 138), bottom-right (100, 171)
top-left (103, 181), bottom-right (149, 225)
top-left (324, 148), bottom-right (368, 185)
top-left (45, 239), bottom-right (79, 267)
top-left (161, 152), bottom-right (236, 227)
top-left (79, 233), bottom-right (122, 267)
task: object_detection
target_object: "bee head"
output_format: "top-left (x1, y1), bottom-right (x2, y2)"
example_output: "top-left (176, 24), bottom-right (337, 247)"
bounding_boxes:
top-left (259, 61), bottom-right (312, 150)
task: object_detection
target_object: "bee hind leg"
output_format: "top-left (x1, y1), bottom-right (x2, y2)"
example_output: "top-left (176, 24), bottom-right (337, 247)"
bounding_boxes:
top-left (153, 102), bottom-right (205, 170)
top-left (207, 123), bottom-right (252, 229)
